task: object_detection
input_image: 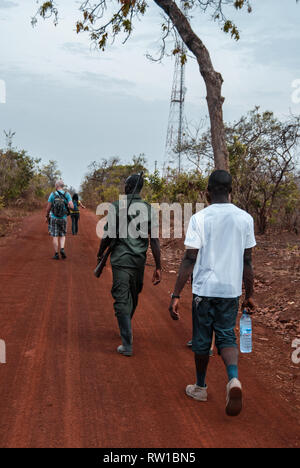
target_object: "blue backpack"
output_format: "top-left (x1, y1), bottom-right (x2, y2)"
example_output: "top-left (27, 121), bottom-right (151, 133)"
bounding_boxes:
top-left (73, 200), bottom-right (79, 212)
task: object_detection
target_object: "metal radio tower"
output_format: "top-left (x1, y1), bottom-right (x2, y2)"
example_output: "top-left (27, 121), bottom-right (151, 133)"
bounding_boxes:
top-left (165, 44), bottom-right (187, 174)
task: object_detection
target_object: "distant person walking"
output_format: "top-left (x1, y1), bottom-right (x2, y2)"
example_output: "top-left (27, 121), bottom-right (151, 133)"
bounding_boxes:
top-left (70, 194), bottom-right (86, 236)
top-left (46, 180), bottom-right (74, 260)
top-left (169, 170), bottom-right (256, 417)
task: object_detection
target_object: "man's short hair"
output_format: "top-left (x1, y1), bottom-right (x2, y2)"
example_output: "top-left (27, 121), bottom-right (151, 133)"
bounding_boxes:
top-left (208, 170), bottom-right (232, 196)
top-left (55, 179), bottom-right (65, 189)
top-left (125, 174), bottom-right (144, 193)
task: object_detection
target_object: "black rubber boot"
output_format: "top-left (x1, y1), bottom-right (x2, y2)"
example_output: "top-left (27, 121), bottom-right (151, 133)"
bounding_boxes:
top-left (116, 315), bottom-right (133, 355)
top-left (60, 249), bottom-right (67, 259)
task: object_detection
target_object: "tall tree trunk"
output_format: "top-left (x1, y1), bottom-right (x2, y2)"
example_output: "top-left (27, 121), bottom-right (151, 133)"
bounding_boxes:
top-left (154, 0), bottom-right (229, 171)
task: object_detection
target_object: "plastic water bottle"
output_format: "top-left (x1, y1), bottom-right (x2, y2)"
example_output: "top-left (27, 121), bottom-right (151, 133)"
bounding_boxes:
top-left (240, 309), bottom-right (252, 353)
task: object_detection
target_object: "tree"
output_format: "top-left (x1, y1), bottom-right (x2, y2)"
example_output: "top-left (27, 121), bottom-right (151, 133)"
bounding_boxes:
top-left (32, 0), bottom-right (257, 171)
top-left (40, 160), bottom-right (62, 187)
top-left (80, 155), bottom-right (148, 207)
top-left (228, 109), bottom-right (300, 233)
top-left (0, 148), bottom-right (35, 201)
top-left (182, 107), bottom-right (300, 233)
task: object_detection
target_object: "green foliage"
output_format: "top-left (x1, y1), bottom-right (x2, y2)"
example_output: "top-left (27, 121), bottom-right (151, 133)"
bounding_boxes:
top-left (145, 170), bottom-right (166, 203)
top-left (80, 155), bottom-right (148, 208)
top-left (40, 160), bottom-right (62, 188)
top-left (223, 20), bottom-right (240, 41)
top-left (159, 169), bottom-right (207, 204)
top-left (81, 156), bottom-right (208, 210)
top-left (0, 140), bottom-right (62, 208)
top-left (226, 108), bottom-right (300, 232)
top-left (176, 107), bottom-right (300, 233)
top-left (0, 149), bottom-right (35, 201)
top-left (33, 0), bottom-right (255, 54)
top-left (228, 109), bottom-right (300, 232)
top-left (79, 107), bottom-right (300, 235)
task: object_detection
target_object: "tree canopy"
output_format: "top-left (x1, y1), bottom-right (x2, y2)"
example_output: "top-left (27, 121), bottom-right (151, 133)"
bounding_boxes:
top-left (32, 1), bottom-right (299, 173)
top-left (32, 0), bottom-right (257, 171)
top-left (33, 0), bottom-right (253, 54)
top-left (181, 107), bottom-right (300, 233)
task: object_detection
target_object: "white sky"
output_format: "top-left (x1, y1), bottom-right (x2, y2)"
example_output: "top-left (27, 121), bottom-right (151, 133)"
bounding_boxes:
top-left (0, 0), bottom-right (300, 189)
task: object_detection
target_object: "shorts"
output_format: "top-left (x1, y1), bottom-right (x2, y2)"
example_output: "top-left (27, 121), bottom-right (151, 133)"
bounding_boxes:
top-left (49, 217), bottom-right (67, 237)
top-left (192, 295), bottom-right (239, 355)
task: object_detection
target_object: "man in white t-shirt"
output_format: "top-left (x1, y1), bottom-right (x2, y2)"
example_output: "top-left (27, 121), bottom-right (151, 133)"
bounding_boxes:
top-left (169, 170), bottom-right (256, 417)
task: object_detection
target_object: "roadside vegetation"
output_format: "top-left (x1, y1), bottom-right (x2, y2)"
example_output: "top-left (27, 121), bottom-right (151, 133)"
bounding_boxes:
top-left (0, 131), bottom-right (62, 236)
top-left (81, 108), bottom-right (300, 235)
top-left (2, 107), bottom-right (299, 238)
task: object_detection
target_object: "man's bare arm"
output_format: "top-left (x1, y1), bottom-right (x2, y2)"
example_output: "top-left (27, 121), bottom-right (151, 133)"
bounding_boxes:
top-left (173, 248), bottom-right (198, 297)
top-left (46, 202), bottom-right (51, 220)
top-left (169, 248), bottom-right (198, 320)
top-left (150, 238), bottom-right (161, 270)
top-left (150, 238), bottom-right (162, 285)
top-left (242, 248), bottom-right (256, 310)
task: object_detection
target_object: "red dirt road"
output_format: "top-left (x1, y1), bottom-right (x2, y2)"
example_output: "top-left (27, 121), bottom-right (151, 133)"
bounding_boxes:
top-left (0, 210), bottom-right (299, 448)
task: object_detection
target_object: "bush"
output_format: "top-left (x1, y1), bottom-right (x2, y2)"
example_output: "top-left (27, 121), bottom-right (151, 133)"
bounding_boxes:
top-left (0, 144), bottom-right (61, 209)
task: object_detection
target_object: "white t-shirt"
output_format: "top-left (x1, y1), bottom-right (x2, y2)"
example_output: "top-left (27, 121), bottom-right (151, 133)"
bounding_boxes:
top-left (184, 203), bottom-right (256, 298)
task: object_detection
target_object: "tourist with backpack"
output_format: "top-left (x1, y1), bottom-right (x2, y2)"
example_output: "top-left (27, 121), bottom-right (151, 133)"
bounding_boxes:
top-left (69, 194), bottom-right (86, 236)
top-left (46, 180), bottom-right (74, 260)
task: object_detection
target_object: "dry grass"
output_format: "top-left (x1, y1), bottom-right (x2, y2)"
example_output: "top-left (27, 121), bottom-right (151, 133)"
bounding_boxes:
top-left (0, 201), bottom-right (44, 237)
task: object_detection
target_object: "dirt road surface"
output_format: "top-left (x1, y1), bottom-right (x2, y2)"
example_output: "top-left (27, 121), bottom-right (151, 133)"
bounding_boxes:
top-left (0, 211), bottom-right (299, 448)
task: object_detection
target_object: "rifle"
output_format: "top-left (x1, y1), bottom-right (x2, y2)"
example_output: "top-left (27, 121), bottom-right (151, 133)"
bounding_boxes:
top-left (94, 171), bottom-right (144, 278)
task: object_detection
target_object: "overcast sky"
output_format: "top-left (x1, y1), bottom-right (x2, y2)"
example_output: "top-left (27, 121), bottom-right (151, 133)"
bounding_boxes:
top-left (0, 0), bottom-right (300, 190)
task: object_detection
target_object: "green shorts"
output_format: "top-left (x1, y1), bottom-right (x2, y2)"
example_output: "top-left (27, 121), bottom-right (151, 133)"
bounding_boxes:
top-left (192, 295), bottom-right (239, 355)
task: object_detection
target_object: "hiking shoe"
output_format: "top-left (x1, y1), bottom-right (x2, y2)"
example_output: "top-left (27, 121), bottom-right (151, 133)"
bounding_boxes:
top-left (60, 249), bottom-right (67, 259)
top-left (226, 378), bottom-right (243, 417)
top-left (117, 345), bottom-right (132, 357)
top-left (53, 253), bottom-right (59, 260)
top-left (186, 384), bottom-right (208, 402)
top-left (187, 340), bottom-right (193, 347)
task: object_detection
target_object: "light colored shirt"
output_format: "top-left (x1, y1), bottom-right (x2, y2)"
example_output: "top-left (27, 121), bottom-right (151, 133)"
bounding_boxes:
top-left (184, 203), bottom-right (256, 298)
top-left (48, 190), bottom-right (72, 220)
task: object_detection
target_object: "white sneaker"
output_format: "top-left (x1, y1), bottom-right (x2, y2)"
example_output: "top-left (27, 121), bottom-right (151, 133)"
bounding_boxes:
top-left (226, 378), bottom-right (243, 416)
top-left (186, 384), bottom-right (208, 402)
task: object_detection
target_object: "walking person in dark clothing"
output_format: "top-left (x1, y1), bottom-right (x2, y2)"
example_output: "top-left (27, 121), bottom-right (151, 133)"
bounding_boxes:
top-left (97, 174), bottom-right (162, 357)
top-left (70, 194), bottom-right (86, 236)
